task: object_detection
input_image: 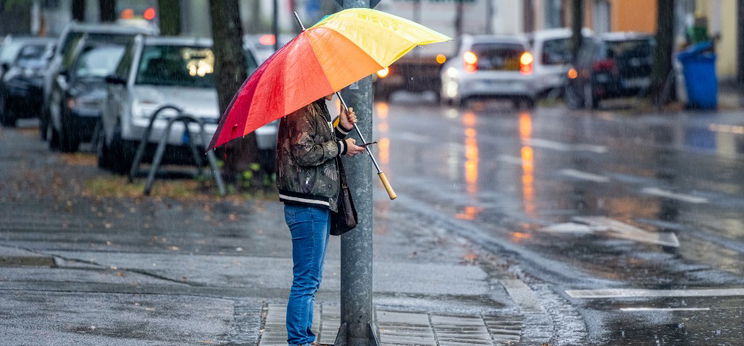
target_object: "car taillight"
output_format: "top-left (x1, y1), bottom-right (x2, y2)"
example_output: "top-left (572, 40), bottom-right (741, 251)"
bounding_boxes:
top-left (519, 52), bottom-right (534, 75)
top-left (376, 67), bottom-right (390, 78)
top-left (463, 51), bottom-right (478, 73)
top-left (567, 68), bottom-right (578, 79)
top-left (592, 59), bottom-right (615, 71)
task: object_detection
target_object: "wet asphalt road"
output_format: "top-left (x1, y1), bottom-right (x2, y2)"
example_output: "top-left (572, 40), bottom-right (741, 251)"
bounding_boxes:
top-left (373, 94), bottom-right (744, 344)
top-left (1, 95), bottom-right (744, 344)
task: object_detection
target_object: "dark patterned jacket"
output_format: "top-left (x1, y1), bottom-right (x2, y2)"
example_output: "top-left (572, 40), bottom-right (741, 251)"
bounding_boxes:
top-left (275, 100), bottom-right (351, 212)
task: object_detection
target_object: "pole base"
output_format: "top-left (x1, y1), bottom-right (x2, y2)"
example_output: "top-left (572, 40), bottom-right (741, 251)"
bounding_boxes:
top-left (333, 322), bottom-right (380, 346)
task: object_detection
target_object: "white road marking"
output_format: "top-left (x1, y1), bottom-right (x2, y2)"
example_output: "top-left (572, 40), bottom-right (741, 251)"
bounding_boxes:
top-left (573, 216), bottom-right (680, 247)
top-left (395, 131), bottom-right (431, 143)
top-left (567, 288), bottom-right (744, 299)
top-left (641, 187), bottom-right (709, 204)
top-left (497, 155), bottom-right (524, 166)
top-left (540, 222), bottom-right (595, 234)
top-left (559, 169), bottom-right (610, 183)
top-left (524, 138), bottom-right (607, 154)
top-left (619, 307), bottom-right (710, 312)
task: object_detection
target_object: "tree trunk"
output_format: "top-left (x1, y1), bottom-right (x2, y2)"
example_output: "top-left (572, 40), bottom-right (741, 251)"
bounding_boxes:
top-left (71, 0), bottom-right (85, 22)
top-left (652, 0), bottom-right (675, 105)
top-left (208, 0), bottom-right (260, 176)
top-left (158, 0), bottom-right (181, 35)
top-left (100, 0), bottom-right (117, 22)
top-left (571, 0), bottom-right (584, 61)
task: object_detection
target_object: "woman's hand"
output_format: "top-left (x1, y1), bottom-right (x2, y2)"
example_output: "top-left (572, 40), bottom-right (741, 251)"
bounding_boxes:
top-left (339, 107), bottom-right (357, 130)
top-left (344, 138), bottom-right (365, 157)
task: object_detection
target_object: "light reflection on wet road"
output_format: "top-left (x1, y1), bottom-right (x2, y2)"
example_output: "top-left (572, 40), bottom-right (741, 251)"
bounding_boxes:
top-left (373, 97), bottom-right (744, 344)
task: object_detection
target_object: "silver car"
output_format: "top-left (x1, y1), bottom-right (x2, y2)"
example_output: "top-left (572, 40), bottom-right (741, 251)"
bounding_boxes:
top-left (99, 36), bottom-right (277, 174)
top-left (440, 35), bottom-right (537, 108)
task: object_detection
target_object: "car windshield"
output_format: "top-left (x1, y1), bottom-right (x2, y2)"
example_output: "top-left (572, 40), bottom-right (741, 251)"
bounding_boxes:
top-left (0, 41), bottom-right (23, 63)
top-left (61, 33), bottom-right (137, 69)
top-left (72, 45), bottom-right (125, 78)
top-left (15, 44), bottom-right (51, 67)
top-left (470, 42), bottom-right (524, 71)
top-left (541, 38), bottom-right (572, 65)
top-left (605, 39), bottom-right (652, 59)
top-left (135, 45), bottom-right (214, 88)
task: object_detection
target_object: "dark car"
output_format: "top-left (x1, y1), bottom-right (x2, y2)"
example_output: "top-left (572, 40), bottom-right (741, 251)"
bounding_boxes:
top-left (48, 43), bottom-right (125, 152)
top-left (42, 23), bottom-right (156, 141)
top-left (0, 37), bottom-right (55, 127)
top-left (565, 33), bottom-right (654, 109)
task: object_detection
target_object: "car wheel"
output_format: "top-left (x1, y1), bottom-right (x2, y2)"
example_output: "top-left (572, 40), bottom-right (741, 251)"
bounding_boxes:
top-left (108, 122), bottom-right (135, 175)
top-left (0, 94), bottom-right (16, 127)
top-left (455, 96), bottom-right (469, 109)
top-left (58, 109), bottom-right (80, 153)
top-left (523, 97), bottom-right (536, 109)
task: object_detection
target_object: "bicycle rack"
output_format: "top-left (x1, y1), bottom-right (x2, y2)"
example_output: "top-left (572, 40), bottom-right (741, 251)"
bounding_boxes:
top-left (128, 105), bottom-right (226, 196)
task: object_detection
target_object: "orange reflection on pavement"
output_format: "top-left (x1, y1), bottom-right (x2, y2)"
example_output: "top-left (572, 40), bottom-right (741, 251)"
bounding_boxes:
top-left (455, 206), bottom-right (482, 220)
top-left (511, 231), bottom-right (532, 240)
top-left (519, 111), bottom-right (532, 140)
top-left (375, 102), bottom-right (391, 168)
top-left (519, 112), bottom-right (536, 216)
top-left (462, 112), bottom-right (479, 197)
top-left (379, 137), bottom-right (390, 165)
top-left (375, 101), bottom-right (389, 119)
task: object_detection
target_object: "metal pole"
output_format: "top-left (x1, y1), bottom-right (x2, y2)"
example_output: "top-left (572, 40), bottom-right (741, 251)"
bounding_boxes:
top-left (272, 0), bottom-right (280, 52)
top-left (337, 0), bottom-right (377, 344)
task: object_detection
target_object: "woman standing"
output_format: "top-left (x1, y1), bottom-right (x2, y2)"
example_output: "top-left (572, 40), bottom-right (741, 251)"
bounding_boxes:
top-left (275, 94), bottom-right (365, 346)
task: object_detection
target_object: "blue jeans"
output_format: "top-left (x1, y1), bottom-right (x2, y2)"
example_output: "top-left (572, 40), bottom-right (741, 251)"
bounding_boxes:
top-left (284, 204), bottom-right (330, 345)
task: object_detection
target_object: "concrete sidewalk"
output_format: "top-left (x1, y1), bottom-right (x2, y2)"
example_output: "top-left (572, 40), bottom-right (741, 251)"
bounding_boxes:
top-left (0, 125), bottom-right (557, 345)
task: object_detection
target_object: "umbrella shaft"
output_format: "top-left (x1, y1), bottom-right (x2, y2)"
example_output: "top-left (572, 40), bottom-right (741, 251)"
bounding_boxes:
top-left (335, 91), bottom-right (383, 174)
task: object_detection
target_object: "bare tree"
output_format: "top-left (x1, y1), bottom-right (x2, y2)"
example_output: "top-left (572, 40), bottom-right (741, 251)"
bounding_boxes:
top-left (652, 0), bottom-right (675, 105)
top-left (571, 0), bottom-right (584, 60)
top-left (158, 0), bottom-right (181, 35)
top-left (100, 0), bottom-right (116, 22)
top-left (208, 0), bottom-right (260, 176)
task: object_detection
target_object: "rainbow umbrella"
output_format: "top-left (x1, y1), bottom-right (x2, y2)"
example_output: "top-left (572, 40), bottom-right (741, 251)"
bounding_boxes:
top-left (208, 8), bottom-right (449, 198)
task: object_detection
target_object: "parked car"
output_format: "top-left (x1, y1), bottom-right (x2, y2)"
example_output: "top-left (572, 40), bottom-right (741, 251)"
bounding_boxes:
top-left (0, 36), bottom-right (55, 127)
top-left (440, 35), bottom-right (537, 108)
top-left (47, 43), bottom-right (125, 152)
top-left (42, 23), bottom-right (156, 141)
top-left (528, 28), bottom-right (592, 97)
top-left (99, 36), bottom-right (279, 174)
top-left (565, 32), bottom-right (654, 109)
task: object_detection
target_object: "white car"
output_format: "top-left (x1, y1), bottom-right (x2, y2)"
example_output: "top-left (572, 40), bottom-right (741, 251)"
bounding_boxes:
top-left (440, 35), bottom-right (537, 108)
top-left (528, 28), bottom-right (593, 97)
top-left (99, 36), bottom-right (276, 174)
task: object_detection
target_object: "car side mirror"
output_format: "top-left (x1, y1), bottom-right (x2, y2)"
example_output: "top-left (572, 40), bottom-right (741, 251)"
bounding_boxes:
top-left (104, 75), bottom-right (126, 85)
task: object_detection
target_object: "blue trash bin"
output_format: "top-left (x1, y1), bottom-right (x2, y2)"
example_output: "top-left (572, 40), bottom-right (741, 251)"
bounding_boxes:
top-left (677, 41), bottom-right (717, 109)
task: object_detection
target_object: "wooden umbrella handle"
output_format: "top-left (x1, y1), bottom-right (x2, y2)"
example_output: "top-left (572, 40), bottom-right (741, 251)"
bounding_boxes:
top-left (378, 172), bottom-right (397, 200)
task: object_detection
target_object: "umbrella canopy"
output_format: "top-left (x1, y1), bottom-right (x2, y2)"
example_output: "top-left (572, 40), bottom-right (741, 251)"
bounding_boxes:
top-left (207, 8), bottom-right (450, 150)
